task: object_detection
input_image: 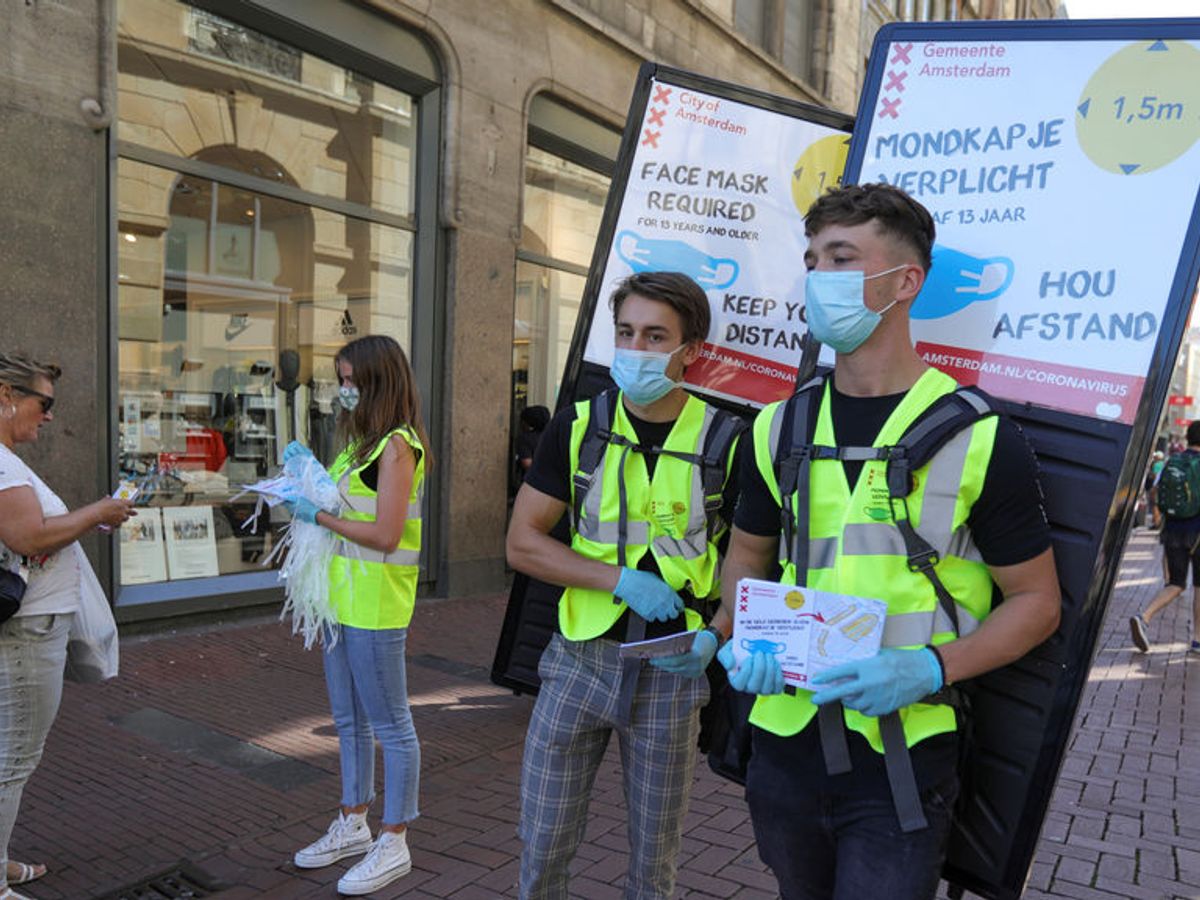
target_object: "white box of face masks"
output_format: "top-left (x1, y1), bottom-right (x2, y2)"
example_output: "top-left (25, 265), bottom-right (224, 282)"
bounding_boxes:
top-left (731, 578), bottom-right (887, 690)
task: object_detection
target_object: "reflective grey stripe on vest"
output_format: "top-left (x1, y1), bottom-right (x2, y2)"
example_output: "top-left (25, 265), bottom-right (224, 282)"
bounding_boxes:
top-left (576, 516), bottom-right (650, 545)
top-left (778, 535), bottom-right (837, 571)
top-left (906, 426), bottom-right (973, 553)
top-left (338, 474), bottom-right (424, 521)
top-left (838, 425), bottom-right (972, 561)
top-left (575, 402), bottom-right (714, 560)
top-left (881, 603), bottom-right (981, 647)
top-left (333, 541), bottom-right (421, 567)
top-left (946, 525), bottom-right (984, 563)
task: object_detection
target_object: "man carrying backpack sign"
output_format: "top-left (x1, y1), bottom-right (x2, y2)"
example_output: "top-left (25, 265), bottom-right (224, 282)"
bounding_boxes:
top-left (1131, 420), bottom-right (1200, 654)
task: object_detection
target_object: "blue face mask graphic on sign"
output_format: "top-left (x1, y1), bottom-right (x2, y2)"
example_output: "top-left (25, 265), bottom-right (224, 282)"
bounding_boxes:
top-left (741, 637), bottom-right (787, 655)
top-left (615, 230), bottom-right (739, 289)
top-left (911, 244), bottom-right (1015, 320)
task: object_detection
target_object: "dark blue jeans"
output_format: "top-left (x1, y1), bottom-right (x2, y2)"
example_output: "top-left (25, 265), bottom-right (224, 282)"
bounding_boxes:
top-left (745, 728), bottom-right (959, 900)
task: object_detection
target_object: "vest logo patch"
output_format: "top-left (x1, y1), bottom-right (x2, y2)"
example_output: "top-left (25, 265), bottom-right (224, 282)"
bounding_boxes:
top-left (650, 499), bottom-right (686, 536)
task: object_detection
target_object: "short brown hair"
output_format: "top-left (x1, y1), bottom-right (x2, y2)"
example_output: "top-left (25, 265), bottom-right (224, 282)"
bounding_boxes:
top-left (609, 272), bottom-right (711, 345)
top-left (805, 183), bottom-right (936, 271)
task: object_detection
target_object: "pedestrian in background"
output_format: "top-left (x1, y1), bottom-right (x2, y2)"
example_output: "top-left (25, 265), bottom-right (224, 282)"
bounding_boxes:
top-left (513, 404), bottom-right (550, 485)
top-left (1145, 450), bottom-right (1165, 530)
top-left (286, 335), bottom-right (431, 896)
top-left (1131, 422), bottom-right (1200, 654)
top-left (0, 353), bottom-right (134, 900)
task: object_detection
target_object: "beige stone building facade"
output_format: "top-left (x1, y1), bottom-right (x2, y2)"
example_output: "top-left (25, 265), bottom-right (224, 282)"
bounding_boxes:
top-left (0, 0), bottom-right (1053, 618)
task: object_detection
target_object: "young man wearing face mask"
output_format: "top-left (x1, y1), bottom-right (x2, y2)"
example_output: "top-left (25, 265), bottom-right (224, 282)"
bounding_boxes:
top-left (718, 183), bottom-right (1061, 900)
top-left (507, 271), bottom-right (742, 899)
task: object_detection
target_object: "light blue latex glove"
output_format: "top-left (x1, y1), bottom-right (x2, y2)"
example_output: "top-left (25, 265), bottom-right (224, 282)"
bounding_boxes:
top-left (717, 641), bottom-right (785, 695)
top-left (613, 568), bottom-right (684, 623)
top-left (650, 629), bottom-right (718, 678)
top-left (284, 497), bottom-right (323, 525)
top-left (809, 648), bottom-right (943, 718)
top-left (283, 441), bottom-right (315, 464)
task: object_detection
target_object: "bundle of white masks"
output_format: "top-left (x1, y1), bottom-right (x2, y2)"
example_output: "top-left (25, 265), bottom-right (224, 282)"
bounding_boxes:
top-left (236, 449), bottom-right (343, 649)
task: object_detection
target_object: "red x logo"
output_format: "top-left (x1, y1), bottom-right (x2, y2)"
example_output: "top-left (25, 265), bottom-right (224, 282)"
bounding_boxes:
top-left (641, 129), bottom-right (660, 148)
top-left (647, 107), bottom-right (665, 127)
top-left (878, 97), bottom-right (901, 119)
top-left (653, 85), bottom-right (672, 105)
top-left (739, 584), bottom-right (749, 596)
top-left (738, 602), bottom-right (748, 613)
top-left (884, 70), bottom-right (908, 93)
top-left (890, 42), bottom-right (912, 65)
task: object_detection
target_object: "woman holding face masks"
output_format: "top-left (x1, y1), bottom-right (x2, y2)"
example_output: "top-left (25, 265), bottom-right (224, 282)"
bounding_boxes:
top-left (0, 353), bottom-right (134, 900)
top-left (286, 335), bottom-right (431, 896)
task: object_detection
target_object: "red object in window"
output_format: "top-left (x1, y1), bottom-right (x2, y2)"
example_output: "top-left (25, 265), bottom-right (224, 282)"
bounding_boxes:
top-left (161, 428), bottom-right (228, 472)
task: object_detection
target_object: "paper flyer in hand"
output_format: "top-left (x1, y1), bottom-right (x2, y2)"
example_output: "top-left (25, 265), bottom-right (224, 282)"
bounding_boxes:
top-left (618, 631), bottom-right (696, 659)
top-left (732, 578), bottom-right (887, 689)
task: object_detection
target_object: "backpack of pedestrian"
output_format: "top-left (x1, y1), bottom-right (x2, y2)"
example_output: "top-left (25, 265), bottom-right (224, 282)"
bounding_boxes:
top-left (1155, 449), bottom-right (1200, 518)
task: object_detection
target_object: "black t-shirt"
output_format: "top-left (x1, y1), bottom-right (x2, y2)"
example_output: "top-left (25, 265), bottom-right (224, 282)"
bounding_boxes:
top-left (732, 375), bottom-right (1051, 793)
top-left (524, 397), bottom-right (742, 640)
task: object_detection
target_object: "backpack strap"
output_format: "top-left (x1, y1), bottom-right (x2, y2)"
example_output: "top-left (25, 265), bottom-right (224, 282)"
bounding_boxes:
top-left (571, 389), bottom-right (616, 540)
top-left (777, 374), bottom-right (828, 589)
top-left (884, 386), bottom-right (995, 637)
top-left (700, 409), bottom-right (748, 542)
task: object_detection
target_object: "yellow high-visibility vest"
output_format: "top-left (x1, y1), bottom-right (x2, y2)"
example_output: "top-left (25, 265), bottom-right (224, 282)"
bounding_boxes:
top-left (750, 368), bottom-right (998, 752)
top-left (560, 392), bottom-right (737, 641)
top-left (328, 426), bottom-right (425, 629)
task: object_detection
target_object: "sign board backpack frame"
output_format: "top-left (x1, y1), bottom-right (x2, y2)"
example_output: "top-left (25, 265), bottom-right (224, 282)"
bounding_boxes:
top-left (491, 64), bottom-right (852, 694)
top-left (846, 16), bottom-right (1200, 900)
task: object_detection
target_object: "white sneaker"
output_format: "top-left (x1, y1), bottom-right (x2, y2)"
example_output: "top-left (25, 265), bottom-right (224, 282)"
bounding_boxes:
top-left (293, 811), bottom-right (373, 869)
top-left (337, 830), bottom-right (412, 895)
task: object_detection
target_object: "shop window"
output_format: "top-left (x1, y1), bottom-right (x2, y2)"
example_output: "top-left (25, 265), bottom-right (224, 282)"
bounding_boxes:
top-left (511, 98), bottom-right (617, 496)
top-left (115, 0), bottom-right (422, 596)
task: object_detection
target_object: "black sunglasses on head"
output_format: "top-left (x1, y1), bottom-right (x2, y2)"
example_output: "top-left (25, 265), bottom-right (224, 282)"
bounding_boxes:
top-left (14, 385), bottom-right (54, 413)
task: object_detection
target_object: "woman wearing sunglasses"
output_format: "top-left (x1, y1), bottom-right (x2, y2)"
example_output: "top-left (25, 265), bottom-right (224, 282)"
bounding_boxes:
top-left (0, 353), bottom-right (134, 900)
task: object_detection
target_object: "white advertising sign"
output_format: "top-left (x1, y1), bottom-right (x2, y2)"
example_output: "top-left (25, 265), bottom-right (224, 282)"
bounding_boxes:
top-left (856, 36), bottom-right (1200, 424)
top-left (584, 79), bottom-right (851, 406)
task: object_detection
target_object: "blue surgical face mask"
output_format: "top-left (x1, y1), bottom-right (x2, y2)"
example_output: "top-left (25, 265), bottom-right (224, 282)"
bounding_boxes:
top-left (804, 264), bottom-right (906, 353)
top-left (610, 345), bottom-right (686, 406)
top-left (337, 384), bottom-right (360, 412)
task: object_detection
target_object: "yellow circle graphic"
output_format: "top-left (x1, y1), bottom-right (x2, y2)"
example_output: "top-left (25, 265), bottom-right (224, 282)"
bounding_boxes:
top-left (784, 590), bottom-right (807, 610)
top-left (1076, 40), bottom-right (1200, 175)
top-left (791, 134), bottom-right (851, 215)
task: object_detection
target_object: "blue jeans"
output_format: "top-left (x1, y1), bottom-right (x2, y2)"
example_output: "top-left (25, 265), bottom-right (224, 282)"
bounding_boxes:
top-left (323, 625), bottom-right (420, 825)
top-left (745, 728), bottom-right (958, 900)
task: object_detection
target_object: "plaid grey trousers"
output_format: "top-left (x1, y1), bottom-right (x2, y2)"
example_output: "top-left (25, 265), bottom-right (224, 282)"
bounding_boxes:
top-left (518, 632), bottom-right (710, 900)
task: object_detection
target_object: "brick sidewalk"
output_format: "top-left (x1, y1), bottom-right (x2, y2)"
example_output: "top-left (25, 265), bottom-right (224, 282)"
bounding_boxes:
top-left (8, 529), bottom-right (1200, 899)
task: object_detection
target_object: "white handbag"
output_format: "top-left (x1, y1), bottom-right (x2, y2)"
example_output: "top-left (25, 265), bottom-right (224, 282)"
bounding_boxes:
top-left (63, 544), bottom-right (120, 683)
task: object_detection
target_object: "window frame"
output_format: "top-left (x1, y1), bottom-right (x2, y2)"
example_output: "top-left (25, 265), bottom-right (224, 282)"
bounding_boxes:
top-left (107, 0), bottom-right (444, 613)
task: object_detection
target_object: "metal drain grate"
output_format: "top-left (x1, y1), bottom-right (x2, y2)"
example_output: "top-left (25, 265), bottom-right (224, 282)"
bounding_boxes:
top-left (93, 862), bottom-right (224, 900)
